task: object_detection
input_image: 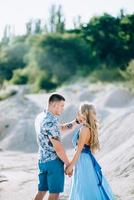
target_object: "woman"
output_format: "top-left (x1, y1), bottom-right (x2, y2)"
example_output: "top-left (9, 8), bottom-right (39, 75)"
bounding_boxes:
top-left (65, 103), bottom-right (115, 200)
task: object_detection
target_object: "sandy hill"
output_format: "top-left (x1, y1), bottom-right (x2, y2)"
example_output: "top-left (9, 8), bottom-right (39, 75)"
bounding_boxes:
top-left (0, 83), bottom-right (134, 200)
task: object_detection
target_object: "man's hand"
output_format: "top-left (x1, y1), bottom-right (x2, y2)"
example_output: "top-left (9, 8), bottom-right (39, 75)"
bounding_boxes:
top-left (50, 138), bottom-right (70, 165)
top-left (60, 118), bottom-right (81, 134)
top-left (65, 164), bottom-right (73, 177)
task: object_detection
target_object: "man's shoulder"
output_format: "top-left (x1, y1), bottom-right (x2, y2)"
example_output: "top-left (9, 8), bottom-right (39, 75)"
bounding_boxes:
top-left (35, 112), bottom-right (44, 123)
top-left (43, 112), bottom-right (57, 124)
top-left (42, 117), bottom-right (56, 128)
top-left (35, 112), bottom-right (44, 134)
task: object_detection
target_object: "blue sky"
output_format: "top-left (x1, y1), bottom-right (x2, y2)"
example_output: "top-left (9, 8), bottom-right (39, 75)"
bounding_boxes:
top-left (0, 0), bottom-right (134, 39)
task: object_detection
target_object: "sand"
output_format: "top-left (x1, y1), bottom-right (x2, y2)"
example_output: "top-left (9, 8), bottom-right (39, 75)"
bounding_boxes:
top-left (0, 82), bottom-right (134, 200)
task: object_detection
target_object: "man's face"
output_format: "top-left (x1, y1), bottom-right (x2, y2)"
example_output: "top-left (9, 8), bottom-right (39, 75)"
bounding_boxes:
top-left (53, 100), bottom-right (65, 115)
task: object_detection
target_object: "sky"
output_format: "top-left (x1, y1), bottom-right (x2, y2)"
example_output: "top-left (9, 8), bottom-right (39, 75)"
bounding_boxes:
top-left (0, 0), bottom-right (134, 39)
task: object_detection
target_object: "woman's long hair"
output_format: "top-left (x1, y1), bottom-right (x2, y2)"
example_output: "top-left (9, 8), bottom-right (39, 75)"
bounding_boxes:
top-left (80, 103), bottom-right (100, 152)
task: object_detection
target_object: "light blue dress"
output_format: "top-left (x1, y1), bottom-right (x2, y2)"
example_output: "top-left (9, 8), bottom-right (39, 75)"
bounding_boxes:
top-left (69, 128), bottom-right (116, 200)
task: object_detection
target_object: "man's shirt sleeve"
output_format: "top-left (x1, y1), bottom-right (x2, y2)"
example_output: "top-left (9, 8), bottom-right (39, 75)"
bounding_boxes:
top-left (41, 120), bottom-right (60, 141)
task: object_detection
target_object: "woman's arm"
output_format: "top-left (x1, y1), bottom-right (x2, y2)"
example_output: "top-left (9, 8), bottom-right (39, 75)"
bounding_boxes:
top-left (66, 127), bottom-right (90, 174)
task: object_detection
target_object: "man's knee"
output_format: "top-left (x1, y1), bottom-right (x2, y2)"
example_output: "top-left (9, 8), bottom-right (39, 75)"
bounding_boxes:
top-left (34, 191), bottom-right (46, 200)
top-left (48, 193), bottom-right (59, 200)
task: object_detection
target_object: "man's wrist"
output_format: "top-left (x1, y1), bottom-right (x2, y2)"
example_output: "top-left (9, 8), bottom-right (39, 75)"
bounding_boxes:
top-left (65, 161), bottom-right (70, 167)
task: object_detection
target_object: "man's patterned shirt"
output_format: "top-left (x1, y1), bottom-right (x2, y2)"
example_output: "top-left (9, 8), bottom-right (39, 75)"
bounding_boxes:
top-left (37, 111), bottom-right (61, 163)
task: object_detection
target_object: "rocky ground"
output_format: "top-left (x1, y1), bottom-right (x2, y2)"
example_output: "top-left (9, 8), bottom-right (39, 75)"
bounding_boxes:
top-left (0, 82), bottom-right (134, 200)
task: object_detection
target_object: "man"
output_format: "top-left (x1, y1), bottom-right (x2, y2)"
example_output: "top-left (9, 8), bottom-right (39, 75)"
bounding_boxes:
top-left (34, 93), bottom-right (80, 200)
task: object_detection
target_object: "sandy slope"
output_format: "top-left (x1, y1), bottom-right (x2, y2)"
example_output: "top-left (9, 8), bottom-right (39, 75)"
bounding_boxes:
top-left (0, 83), bottom-right (134, 200)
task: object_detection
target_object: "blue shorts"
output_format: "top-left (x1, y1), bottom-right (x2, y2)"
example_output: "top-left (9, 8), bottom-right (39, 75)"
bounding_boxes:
top-left (38, 158), bottom-right (64, 193)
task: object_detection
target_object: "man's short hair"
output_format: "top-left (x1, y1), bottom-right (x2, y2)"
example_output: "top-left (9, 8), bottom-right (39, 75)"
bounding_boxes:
top-left (48, 94), bottom-right (65, 103)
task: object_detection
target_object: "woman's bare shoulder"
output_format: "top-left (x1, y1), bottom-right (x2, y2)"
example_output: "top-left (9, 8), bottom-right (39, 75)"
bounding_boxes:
top-left (80, 126), bottom-right (90, 136)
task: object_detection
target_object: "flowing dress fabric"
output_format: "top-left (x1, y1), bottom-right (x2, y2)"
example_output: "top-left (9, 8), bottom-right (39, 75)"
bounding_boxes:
top-left (69, 129), bottom-right (116, 200)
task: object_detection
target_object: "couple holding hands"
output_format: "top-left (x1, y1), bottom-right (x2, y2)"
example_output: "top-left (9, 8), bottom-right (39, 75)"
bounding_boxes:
top-left (34, 94), bottom-right (115, 200)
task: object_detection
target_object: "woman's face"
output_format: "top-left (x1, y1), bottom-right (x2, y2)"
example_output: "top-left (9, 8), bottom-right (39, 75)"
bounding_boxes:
top-left (77, 111), bottom-right (86, 124)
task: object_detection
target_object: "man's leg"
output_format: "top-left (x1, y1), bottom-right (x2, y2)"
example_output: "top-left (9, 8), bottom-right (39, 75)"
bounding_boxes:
top-left (47, 159), bottom-right (64, 199)
top-left (48, 193), bottom-right (59, 200)
top-left (35, 162), bottom-right (48, 200)
top-left (34, 191), bottom-right (47, 200)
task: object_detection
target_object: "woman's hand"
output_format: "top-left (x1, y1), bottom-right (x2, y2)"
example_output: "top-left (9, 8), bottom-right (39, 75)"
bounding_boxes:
top-left (65, 164), bottom-right (73, 177)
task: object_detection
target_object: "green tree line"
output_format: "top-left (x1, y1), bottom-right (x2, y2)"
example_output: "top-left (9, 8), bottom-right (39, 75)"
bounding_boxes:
top-left (0, 6), bottom-right (134, 91)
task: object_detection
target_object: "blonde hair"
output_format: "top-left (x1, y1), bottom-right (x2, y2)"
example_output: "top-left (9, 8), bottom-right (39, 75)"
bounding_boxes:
top-left (80, 103), bottom-right (100, 152)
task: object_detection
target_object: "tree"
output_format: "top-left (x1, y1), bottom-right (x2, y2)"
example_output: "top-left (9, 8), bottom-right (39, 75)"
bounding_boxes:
top-left (26, 33), bottom-right (92, 83)
top-left (56, 5), bottom-right (65, 33)
top-left (26, 20), bottom-right (33, 35)
top-left (2, 25), bottom-right (14, 45)
top-left (48, 4), bottom-right (65, 33)
top-left (81, 13), bottom-right (134, 69)
top-left (0, 42), bottom-right (28, 84)
top-left (73, 15), bottom-right (82, 29)
top-left (34, 19), bottom-right (42, 34)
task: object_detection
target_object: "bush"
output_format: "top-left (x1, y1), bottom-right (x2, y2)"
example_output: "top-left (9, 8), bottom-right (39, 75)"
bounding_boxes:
top-left (34, 73), bottom-right (58, 92)
top-left (0, 89), bottom-right (17, 101)
top-left (121, 60), bottom-right (134, 91)
top-left (30, 33), bottom-right (92, 83)
top-left (0, 42), bottom-right (29, 84)
top-left (122, 60), bottom-right (134, 80)
top-left (11, 67), bottom-right (58, 92)
top-left (11, 69), bottom-right (28, 85)
top-left (89, 67), bottom-right (124, 82)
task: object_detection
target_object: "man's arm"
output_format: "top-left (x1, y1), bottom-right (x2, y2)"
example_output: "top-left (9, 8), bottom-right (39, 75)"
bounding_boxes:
top-left (59, 118), bottom-right (80, 134)
top-left (41, 119), bottom-right (71, 165)
top-left (49, 138), bottom-right (70, 166)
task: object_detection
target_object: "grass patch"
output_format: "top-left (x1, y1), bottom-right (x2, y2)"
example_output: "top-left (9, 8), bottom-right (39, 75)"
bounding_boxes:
top-left (89, 68), bottom-right (124, 83)
top-left (0, 89), bottom-right (17, 101)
